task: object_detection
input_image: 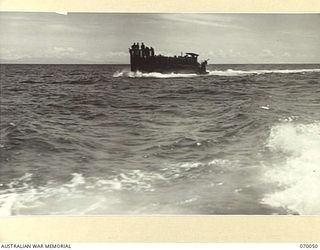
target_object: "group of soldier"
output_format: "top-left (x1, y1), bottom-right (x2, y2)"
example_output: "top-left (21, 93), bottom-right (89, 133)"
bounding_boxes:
top-left (130, 42), bottom-right (155, 58)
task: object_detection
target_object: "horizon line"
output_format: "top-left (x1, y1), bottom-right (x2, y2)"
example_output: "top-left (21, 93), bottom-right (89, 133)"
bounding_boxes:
top-left (1, 63), bottom-right (320, 65)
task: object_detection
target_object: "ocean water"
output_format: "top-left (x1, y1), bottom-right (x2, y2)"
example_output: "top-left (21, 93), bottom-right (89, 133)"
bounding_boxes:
top-left (0, 64), bottom-right (319, 215)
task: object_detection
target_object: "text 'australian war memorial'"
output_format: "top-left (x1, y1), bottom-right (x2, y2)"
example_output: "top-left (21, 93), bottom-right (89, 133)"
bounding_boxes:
top-left (129, 42), bottom-right (208, 74)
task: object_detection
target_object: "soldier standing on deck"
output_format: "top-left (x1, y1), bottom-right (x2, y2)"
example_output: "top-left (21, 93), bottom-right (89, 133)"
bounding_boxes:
top-left (150, 47), bottom-right (155, 57)
top-left (145, 47), bottom-right (150, 57)
top-left (130, 43), bottom-right (135, 56)
top-left (135, 42), bottom-right (140, 57)
top-left (141, 43), bottom-right (146, 57)
top-left (136, 43), bottom-right (140, 57)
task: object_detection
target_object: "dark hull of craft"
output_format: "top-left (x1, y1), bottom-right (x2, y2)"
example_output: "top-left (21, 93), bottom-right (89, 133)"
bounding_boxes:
top-left (129, 50), bottom-right (208, 75)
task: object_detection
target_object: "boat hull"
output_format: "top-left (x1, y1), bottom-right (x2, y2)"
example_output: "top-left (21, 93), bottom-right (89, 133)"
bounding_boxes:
top-left (130, 49), bottom-right (208, 75)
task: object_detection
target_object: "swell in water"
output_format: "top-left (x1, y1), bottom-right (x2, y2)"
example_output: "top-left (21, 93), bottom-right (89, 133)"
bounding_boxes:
top-left (113, 68), bottom-right (320, 78)
top-left (261, 120), bottom-right (320, 215)
top-left (1, 63), bottom-right (319, 215)
top-left (3, 118), bottom-right (320, 215)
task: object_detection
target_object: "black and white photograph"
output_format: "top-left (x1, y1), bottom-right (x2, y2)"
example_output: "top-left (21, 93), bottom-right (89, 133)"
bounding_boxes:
top-left (0, 12), bottom-right (319, 216)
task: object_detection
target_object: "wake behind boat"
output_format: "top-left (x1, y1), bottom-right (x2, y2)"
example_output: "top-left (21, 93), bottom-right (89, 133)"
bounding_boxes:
top-left (129, 42), bottom-right (208, 75)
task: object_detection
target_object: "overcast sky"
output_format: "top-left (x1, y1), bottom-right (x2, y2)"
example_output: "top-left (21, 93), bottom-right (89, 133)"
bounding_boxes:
top-left (0, 12), bottom-right (319, 64)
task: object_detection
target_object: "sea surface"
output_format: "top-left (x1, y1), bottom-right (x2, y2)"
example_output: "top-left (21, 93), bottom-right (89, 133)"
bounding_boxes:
top-left (0, 64), bottom-right (319, 215)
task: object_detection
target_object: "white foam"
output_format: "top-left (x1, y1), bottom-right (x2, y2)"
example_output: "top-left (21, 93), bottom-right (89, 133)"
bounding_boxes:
top-left (64, 173), bottom-right (85, 188)
top-left (260, 105), bottom-right (270, 110)
top-left (208, 159), bottom-right (232, 166)
top-left (160, 162), bottom-right (203, 180)
top-left (279, 116), bottom-right (299, 122)
top-left (113, 70), bottom-right (197, 78)
top-left (0, 193), bottom-right (18, 216)
top-left (208, 68), bottom-right (320, 76)
top-left (113, 68), bottom-right (320, 79)
top-left (176, 197), bottom-right (199, 205)
top-left (0, 169), bottom-right (170, 215)
top-left (261, 121), bottom-right (320, 214)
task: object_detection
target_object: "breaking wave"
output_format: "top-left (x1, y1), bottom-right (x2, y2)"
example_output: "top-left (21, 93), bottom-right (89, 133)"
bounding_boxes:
top-left (113, 70), bottom-right (197, 78)
top-left (113, 68), bottom-right (320, 78)
top-left (208, 68), bottom-right (320, 76)
top-left (0, 159), bottom-right (234, 215)
top-left (0, 170), bottom-right (165, 215)
top-left (261, 121), bottom-right (320, 215)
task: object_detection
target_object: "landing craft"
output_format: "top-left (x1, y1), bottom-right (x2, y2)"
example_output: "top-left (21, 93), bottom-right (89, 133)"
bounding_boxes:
top-left (129, 43), bottom-right (208, 75)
